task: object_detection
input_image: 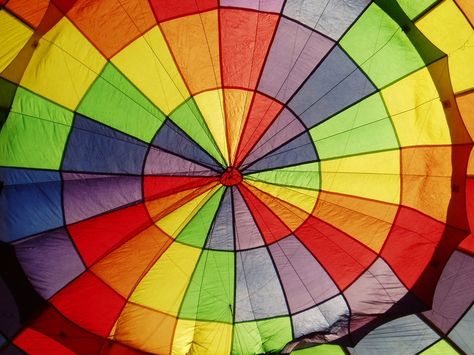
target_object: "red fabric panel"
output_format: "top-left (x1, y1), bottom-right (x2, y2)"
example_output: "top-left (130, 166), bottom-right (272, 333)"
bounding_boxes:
top-left (150, 0), bottom-right (217, 22)
top-left (5, 0), bottom-right (49, 28)
top-left (382, 207), bottom-right (467, 304)
top-left (220, 8), bottom-right (279, 89)
top-left (14, 328), bottom-right (75, 354)
top-left (68, 204), bottom-right (151, 266)
top-left (295, 215), bottom-right (376, 290)
top-left (234, 93), bottom-right (283, 167)
top-left (238, 183), bottom-right (291, 244)
top-left (51, 272), bottom-right (126, 337)
top-left (143, 176), bottom-right (218, 200)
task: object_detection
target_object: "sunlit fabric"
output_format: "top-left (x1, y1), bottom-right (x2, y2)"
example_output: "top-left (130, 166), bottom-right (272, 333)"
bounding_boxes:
top-left (0, 0), bottom-right (473, 354)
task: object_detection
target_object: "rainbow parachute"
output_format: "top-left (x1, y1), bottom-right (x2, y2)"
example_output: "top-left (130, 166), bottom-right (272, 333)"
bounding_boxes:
top-left (0, 0), bottom-right (473, 354)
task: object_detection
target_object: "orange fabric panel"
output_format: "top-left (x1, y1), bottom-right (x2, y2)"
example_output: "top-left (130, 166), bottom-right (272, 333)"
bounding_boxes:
top-left (401, 146), bottom-right (470, 227)
top-left (219, 8), bottom-right (279, 89)
top-left (113, 303), bottom-right (176, 354)
top-left (6, 0), bottom-right (49, 28)
top-left (314, 191), bottom-right (398, 252)
top-left (455, 0), bottom-right (474, 25)
top-left (91, 225), bottom-right (172, 298)
top-left (456, 91), bottom-right (474, 142)
top-left (66, 0), bottom-right (156, 58)
top-left (161, 10), bottom-right (220, 94)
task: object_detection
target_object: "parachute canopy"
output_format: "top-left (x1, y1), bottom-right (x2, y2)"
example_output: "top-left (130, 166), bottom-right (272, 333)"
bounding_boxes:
top-left (0, 0), bottom-right (473, 354)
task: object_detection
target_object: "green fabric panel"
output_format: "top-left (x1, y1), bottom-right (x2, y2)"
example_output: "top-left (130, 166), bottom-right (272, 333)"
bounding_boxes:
top-left (396, 0), bottom-right (439, 20)
top-left (340, 3), bottom-right (425, 88)
top-left (374, 0), bottom-right (445, 65)
top-left (179, 249), bottom-right (234, 323)
top-left (311, 93), bottom-right (399, 160)
top-left (176, 187), bottom-right (225, 248)
top-left (291, 344), bottom-right (347, 354)
top-left (170, 98), bottom-right (226, 166)
top-left (421, 339), bottom-right (459, 355)
top-left (0, 88), bottom-right (73, 169)
top-left (0, 78), bottom-right (17, 127)
top-left (77, 63), bottom-right (165, 143)
top-left (245, 162), bottom-right (320, 190)
top-left (232, 317), bottom-right (292, 354)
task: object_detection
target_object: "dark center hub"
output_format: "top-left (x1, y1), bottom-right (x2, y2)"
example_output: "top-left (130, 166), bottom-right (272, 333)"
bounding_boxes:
top-left (220, 166), bottom-right (242, 186)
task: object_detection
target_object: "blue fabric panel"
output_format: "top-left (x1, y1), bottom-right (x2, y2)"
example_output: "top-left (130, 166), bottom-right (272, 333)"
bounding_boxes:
top-left (205, 188), bottom-right (234, 250)
top-left (288, 45), bottom-right (376, 128)
top-left (243, 132), bottom-right (318, 173)
top-left (0, 168), bottom-right (63, 242)
top-left (62, 114), bottom-right (148, 175)
top-left (152, 120), bottom-right (223, 171)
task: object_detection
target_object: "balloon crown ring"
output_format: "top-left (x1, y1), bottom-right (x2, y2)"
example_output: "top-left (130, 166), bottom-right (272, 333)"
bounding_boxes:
top-left (219, 166), bottom-right (243, 186)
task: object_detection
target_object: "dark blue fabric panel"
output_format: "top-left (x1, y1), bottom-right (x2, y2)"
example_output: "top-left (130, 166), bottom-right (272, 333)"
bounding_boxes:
top-left (0, 168), bottom-right (63, 242)
top-left (243, 133), bottom-right (318, 173)
top-left (14, 228), bottom-right (85, 300)
top-left (205, 188), bottom-right (234, 250)
top-left (62, 114), bottom-right (148, 175)
top-left (288, 45), bottom-right (376, 128)
top-left (152, 120), bottom-right (222, 171)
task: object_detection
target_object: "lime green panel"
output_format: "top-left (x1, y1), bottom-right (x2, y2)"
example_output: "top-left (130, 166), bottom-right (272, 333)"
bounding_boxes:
top-left (311, 93), bottom-right (399, 159)
top-left (176, 187), bottom-right (225, 248)
top-left (291, 344), bottom-right (346, 354)
top-left (420, 339), bottom-right (459, 355)
top-left (179, 249), bottom-right (234, 323)
top-left (77, 63), bottom-right (166, 143)
top-left (0, 88), bottom-right (73, 169)
top-left (397, 0), bottom-right (438, 19)
top-left (340, 3), bottom-right (425, 88)
top-left (0, 78), bottom-right (17, 127)
top-left (170, 98), bottom-right (226, 166)
top-left (246, 162), bottom-right (320, 190)
top-left (232, 317), bottom-right (292, 355)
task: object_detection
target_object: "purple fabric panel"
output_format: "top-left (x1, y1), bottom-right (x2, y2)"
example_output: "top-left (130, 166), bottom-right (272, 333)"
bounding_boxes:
top-left (14, 228), bottom-right (85, 300)
top-left (258, 17), bottom-right (334, 103)
top-left (220, 0), bottom-right (285, 12)
top-left (145, 147), bottom-right (216, 176)
top-left (63, 173), bottom-right (141, 224)
top-left (344, 258), bottom-right (408, 315)
top-left (269, 235), bottom-right (339, 313)
top-left (233, 187), bottom-right (265, 250)
top-left (423, 251), bottom-right (474, 333)
top-left (241, 108), bottom-right (305, 168)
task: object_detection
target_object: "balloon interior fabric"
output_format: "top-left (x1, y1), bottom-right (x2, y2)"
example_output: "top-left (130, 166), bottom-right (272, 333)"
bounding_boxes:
top-left (0, 0), bottom-right (473, 354)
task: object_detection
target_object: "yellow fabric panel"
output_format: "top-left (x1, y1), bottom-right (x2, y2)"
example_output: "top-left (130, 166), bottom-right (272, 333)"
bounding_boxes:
top-left (382, 67), bottom-right (451, 146)
top-left (0, 11), bottom-right (33, 72)
top-left (20, 18), bottom-right (105, 110)
top-left (172, 319), bottom-right (232, 355)
top-left (129, 242), bottom-right (201, 315)
top-left (402, 146), bottom-right (453, 222)
top-left (111, 26), bottom-right (189, 114)
top-left (244, 183), bottom-right (310, 230)
top-left (194, 89), bottom-right (229, 164)
top-left (417, 0), bottom-right (474, 93)
top-left (224, 89), bottom-right (254, 163)
top-left (156, 185), bottom-right (220, 237)
top-left (160, 10), bottom-right (221, 94)
top-left (245, 180), bottom-right (318, 215)
top-left (456, 91), bottom-right (474, 175)
top-left (315, 191), bottom-right (398, 252)
top-left (112, 303), bottom-right (176, 354)
top-left (320, 150), bottom-right (400, 204)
